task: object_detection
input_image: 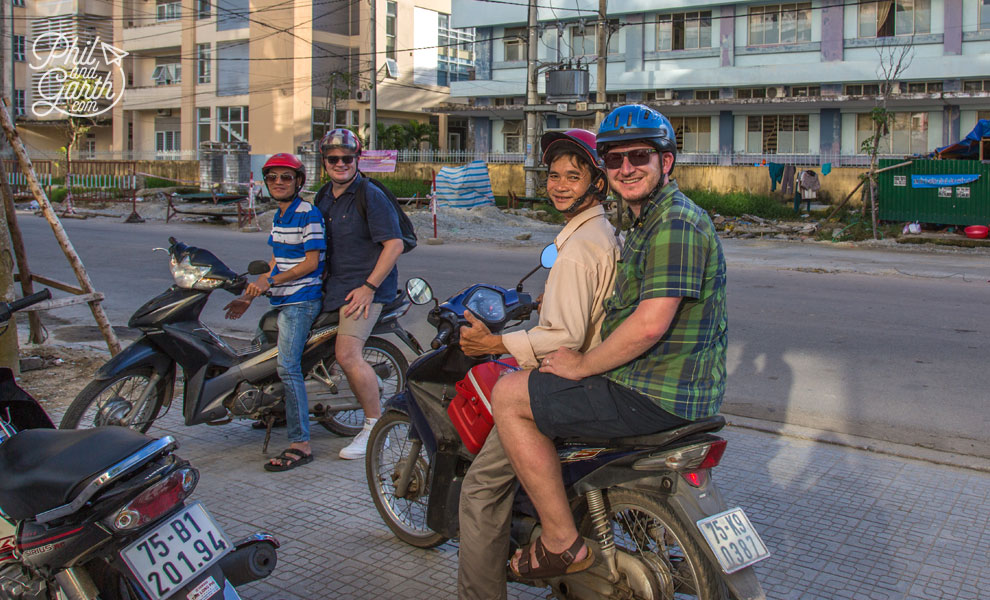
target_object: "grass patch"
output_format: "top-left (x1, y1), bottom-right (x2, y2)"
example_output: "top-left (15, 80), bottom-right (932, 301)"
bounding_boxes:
top-left (818, 217), bottom-right (902, 242)
top-left (684, 189), bottom-right (795, 220)
top-left (311, 175), bottom-right (432, 199)
top-left (143, 176), bottom-right (181, 189)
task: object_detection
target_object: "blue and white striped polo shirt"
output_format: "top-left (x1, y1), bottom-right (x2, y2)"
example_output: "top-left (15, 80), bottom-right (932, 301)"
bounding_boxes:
top-left (268, 196), bottom-right (326, 306)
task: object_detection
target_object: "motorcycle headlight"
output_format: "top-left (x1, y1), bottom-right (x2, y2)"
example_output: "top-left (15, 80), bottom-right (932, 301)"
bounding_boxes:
top-left (170, 256), bottom-right (225, 290)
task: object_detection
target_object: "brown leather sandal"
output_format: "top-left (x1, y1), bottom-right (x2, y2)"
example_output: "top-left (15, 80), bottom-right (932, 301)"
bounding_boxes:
top-left (510, 535), bottom-right (594, 580)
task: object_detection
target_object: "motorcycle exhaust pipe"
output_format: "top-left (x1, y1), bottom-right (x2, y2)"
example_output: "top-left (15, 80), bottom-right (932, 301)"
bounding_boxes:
top-left (217, 533), bottom-right (279, 587)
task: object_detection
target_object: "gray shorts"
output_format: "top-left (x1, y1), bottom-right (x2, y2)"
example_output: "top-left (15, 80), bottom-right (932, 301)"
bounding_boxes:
top-left (528, 371), bottom-right (690, 439)
top-left (336, 303), bottom-right (383, 341)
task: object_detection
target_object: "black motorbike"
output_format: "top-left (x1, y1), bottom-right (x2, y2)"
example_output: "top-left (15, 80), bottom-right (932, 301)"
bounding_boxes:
top-left (365, 250), bottom-right (768, 599)
top-left (0, 289), bottom-right (279, 600)
top-left (59, 238), bottom-right (422, 445)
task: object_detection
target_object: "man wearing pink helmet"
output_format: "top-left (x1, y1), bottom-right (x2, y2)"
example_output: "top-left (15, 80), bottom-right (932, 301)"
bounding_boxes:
top-left (224, 153), bottom-right (326, 471)
top-left (456, 129), bottom-right (620, 599)
top-left (314, 128), bottom-right (405, 459)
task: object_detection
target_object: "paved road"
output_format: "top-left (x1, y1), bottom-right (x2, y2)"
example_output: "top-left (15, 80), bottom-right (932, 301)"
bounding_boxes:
top-left (17, 214), bottom-right (990, 458)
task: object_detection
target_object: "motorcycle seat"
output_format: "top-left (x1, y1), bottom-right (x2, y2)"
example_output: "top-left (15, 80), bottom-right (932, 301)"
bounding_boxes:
top-left (258, 291), bottom-right (407, 344)
top-left (0, 427), bottom-right (153, 521)
top-left (564, 415), bottom-right (726, 449)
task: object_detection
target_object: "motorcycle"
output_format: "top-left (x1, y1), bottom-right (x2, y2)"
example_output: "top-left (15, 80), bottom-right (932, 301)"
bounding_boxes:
top-left (60, 238), bottom-right (423, 446)
top-left (364, 246), bottom-right (768, 599)
top-left (0, 289), bottom-right (279, 600)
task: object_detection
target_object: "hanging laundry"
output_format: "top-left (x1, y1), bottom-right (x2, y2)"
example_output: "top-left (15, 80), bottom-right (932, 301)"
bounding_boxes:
top-left (768, 162), bottom-right (785, 191)
top-left (822, 162), bottom-right (832, 176)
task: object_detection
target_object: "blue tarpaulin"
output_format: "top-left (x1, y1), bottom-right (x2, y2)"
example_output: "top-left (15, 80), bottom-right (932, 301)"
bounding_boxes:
top-left (434, 161), bottom-right (495, 209)
top-left (934, 119), bottom-right (990, 159)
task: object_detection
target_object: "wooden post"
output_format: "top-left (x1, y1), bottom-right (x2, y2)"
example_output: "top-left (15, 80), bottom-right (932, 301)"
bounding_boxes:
top-left (0, 168), bottom-right (17, 373)
top-left (0, 95), bottom-right (121, 355)
top-left (0, 159), bottom-right (44, 343)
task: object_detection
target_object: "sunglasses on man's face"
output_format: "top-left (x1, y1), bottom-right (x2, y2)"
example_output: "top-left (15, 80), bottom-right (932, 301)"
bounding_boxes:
top-left (323, 155), bottom-right (356, 165)
top-left (603, 148), bottom-right (658, 169)
top-left (264, 173), bottom-right (297, 183)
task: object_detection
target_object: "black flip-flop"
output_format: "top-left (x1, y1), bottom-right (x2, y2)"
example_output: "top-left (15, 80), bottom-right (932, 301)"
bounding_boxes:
top-left (264, 448), bottom-right (313, 472)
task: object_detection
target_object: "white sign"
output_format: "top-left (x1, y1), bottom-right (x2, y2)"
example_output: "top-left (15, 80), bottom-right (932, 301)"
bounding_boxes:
top-left (938, 187), bottom-right (952, 198)
top-left (956, 187), bottom-right (970, 198)
top-left (893, 175), bottom-right (907, 187)
top-left (29, 34), bottom-right (128, 118)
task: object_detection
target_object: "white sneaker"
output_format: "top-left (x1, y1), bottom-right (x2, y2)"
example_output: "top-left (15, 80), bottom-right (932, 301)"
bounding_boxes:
top-left (339, 418), bottom-right (377, 460)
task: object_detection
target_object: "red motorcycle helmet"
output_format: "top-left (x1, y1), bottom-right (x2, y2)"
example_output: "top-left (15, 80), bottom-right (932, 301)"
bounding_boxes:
top-left (262, 153), bottom-right (306, 189)
top-left (540, 129), bottom-right (609, 203)
top-left (320, 128), bottom-right (362, 156)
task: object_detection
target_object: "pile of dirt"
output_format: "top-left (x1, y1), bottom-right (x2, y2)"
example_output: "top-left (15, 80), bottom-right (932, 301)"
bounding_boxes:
top-left (15, 343), bottom-right (110, 415)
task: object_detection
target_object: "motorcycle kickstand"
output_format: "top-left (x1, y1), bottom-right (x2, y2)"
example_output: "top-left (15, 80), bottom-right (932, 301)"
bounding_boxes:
top-left (261, 415), bottom-right (276, 454)
top-left (586, 488), bottom-right (621, 583)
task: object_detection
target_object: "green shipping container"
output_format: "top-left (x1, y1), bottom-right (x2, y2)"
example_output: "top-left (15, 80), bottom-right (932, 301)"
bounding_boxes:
top-left (878, 159), bottom-right (990, 226)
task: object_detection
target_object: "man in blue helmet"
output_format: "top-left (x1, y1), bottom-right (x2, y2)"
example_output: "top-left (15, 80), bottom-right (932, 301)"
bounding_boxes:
top-left (489, 104), bottom-right (727, 580)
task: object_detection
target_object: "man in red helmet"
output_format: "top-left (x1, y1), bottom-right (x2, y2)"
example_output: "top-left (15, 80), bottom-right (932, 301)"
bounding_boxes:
top-left (456, 129), bottom-right (620, 599)
top-left (224, 153), bottom-right (326, 472)
top-left (314, 128), bottom-right (404, 460)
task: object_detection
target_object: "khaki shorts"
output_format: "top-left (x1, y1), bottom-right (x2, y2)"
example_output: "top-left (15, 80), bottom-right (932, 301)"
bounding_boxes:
top-left (336, 302), bottom-right (383, 341)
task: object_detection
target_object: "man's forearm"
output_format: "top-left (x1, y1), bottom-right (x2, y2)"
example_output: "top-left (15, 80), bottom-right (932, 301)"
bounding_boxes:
top-left (366, 239), bottom-right (403, 287)
top-left (577, 297), bottom-right (680, 377)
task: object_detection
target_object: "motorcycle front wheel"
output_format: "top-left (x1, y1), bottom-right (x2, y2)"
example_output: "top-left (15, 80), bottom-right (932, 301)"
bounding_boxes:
top-left (60, 367), bottom-right (171, 432)
top-left (312, 337), bottom-right (408, 436)
top-left (576, 489), bottom-right (727, 600)
top-left (365, 412), bottom-right (447, 549)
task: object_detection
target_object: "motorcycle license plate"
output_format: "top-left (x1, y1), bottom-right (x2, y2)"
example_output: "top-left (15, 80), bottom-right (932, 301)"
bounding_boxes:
top-left (696, 507), bottom-right (770, 574)
top-left (120, 503), bottom-right (231, 600)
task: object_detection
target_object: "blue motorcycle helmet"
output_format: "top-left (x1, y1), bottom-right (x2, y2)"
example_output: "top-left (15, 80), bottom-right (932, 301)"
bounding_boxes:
top-left (596, 104), bottom-right (677, 174)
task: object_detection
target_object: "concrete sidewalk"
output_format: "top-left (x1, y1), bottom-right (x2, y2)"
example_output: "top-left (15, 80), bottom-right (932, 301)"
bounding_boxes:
top-left (138, 408), bottom-right (987, 600)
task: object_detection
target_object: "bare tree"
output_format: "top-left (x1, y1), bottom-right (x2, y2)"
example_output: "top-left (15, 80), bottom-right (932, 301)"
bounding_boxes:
top-left (860, 41), bottom-right (913, 239)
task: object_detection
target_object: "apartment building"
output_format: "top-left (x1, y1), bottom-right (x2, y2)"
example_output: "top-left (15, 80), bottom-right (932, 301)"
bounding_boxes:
top-left (8, 0), bottom-right (115, 158)
top-left (449, 0), bottom-right (990, 163)
top-left (111, 0), bottom-right (475, 160)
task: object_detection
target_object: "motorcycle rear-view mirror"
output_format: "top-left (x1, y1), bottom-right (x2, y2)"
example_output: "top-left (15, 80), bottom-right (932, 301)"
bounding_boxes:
top-left (406, 277), bottom-right (434, 305)
top-left (540, 243), bottom-right (558, 269)
top-left (247, 261), bottom-right (271, 275)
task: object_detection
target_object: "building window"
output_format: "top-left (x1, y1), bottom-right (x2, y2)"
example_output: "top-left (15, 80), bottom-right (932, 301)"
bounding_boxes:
top-left (982, 0), bottom-right (990, 30)
top-left (671, 117), bottom-right (712, 153)
top-left (737, 88), bottom-right (767, 99)
top-left (504, 26), bottom-right (525, 61)
top-left (156, 131), bottom-right (180, 153)
top-left (747, 115), bottom-right (809, 153)
top-left (198, 0), bottom-right (211, 19)
top-left (858, 0), bottom-right (930, 38)
top-left (152, 63), bottom-right (181, 85)
top-left (197, 44), bottom-right (211, 84)
top-left (218, 106), bottom-right (248, 143)
top-left (386, 1), bottom-right (397, 61)
top-left (749, 4), bottom-right (812, 45)
top-left (963, 79), bottom-right (990, 92)
top-left (788, 85), bottom-right (820, 97)
top-left (502, 120), bottom-right (522, 153)
top-left (197, 107), bottom-right (211, 146)
top-left (978, 110), bottom-right (990, 120)
top-left (905, 81), bottom-right (940, 93)
top-left (81, 134), bottom-right (96, 159)
top-left (438, 13), bottom-right (474, 87)
top-left (12, 0), bottom-right (24, 6)
top-left (156, 0), bottom-right (181, 21)
top-left (694, 89), bottom-right (718, 100)
top-left (13, 90), bottom-right (24, 116)
top-left (13, 35), bottom-right (25, 61)
top-left (606, 92), bottom-right (626, 103)
top-left (657, 11), bottom-right (712, 51)
top-left (856, 112), bottom-right (927, 154)
top-left (846, 83), bottom-right (880, 95)
top-left (564, 20), bottom-right (618, 57)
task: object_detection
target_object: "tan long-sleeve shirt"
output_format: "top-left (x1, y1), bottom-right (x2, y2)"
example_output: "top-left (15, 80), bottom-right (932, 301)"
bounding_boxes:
top-left (501, 204), bottom-right (619, 369)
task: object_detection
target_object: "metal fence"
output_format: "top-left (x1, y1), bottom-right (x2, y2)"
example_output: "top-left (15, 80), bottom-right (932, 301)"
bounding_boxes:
top-left (3, 160), bottom-right (52, 199)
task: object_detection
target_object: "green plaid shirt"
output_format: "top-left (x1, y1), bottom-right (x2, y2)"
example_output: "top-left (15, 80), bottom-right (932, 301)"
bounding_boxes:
top-left (601, 181), bottom-right (727, 420)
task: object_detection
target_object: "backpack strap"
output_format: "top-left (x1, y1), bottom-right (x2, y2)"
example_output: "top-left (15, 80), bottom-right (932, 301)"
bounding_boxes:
top-left (355, 176), bottom-right (370, 224)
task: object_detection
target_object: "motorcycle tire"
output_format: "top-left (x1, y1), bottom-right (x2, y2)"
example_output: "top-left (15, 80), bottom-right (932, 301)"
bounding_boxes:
top-left (575, 489), bottom-right (728, 600)
top-left (60, 367), bottom-right (170, 433)
top-left (365, 411), bottom-right (447, 549)
top-left (314, 337), bottom-right (408, 436)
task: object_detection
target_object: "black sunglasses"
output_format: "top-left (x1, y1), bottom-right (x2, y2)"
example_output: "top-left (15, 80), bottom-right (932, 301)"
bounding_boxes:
top-left (323, 155), bottom-right (356, 165)
top-left (264, 173), bottom-right (297, 183)
top-left (603, 148), bottom-right (658, 169)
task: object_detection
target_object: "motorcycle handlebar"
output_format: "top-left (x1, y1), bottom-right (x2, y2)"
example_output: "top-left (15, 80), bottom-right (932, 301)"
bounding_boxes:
top-left (7, 289), bottom-right (52, 314)
top-left (431, 320), bottom-right (455, 350)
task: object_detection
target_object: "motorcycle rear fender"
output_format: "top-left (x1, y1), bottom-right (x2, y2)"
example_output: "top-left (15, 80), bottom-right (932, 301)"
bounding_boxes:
top-left (94, 336), bottom-right (174, 382)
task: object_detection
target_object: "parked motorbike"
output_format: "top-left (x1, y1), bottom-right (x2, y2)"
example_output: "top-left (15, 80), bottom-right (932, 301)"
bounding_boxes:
top-left (0, 289), bottom-right (279, 600)
top-left (60, 238), bottom-right (423, 445)
top-left (365, 247), bottom-right (768, 599)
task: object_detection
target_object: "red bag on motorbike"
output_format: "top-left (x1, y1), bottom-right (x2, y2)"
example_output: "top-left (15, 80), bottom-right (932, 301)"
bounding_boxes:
top-left (447, 358), bottom-right (518, 453)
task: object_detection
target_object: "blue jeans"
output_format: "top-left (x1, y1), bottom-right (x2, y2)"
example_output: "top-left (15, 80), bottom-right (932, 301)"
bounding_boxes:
top-left (275, 299), bottom-right (322, 443)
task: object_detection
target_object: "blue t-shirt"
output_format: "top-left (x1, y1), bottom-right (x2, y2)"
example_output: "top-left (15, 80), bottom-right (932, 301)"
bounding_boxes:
top-left (316, 174), bottom-right (402, 312)
top-left (267, 197), bottom-right (326, 306)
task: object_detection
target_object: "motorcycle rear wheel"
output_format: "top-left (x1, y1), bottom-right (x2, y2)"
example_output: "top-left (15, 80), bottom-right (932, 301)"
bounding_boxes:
top-left (575, 489), bottom-right (727, 600)
top-left (365, 411), bottom-right (447, 549)
top-left (60, 367), bottom-right (170, 432)
top-left (314, 337), bottom-right (408, 436)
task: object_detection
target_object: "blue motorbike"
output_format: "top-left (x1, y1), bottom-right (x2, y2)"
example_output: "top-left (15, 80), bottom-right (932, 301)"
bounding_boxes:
top-left (364, 247), bottom-right (768, 600)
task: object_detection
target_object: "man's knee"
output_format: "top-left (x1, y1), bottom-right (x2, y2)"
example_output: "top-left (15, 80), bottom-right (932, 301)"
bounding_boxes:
top-left (335, 335), bottom-right (367, 370)
top-left (491, 370), bottom-right (531, 419)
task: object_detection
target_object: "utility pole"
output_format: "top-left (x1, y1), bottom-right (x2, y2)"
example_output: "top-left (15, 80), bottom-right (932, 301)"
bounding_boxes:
top-left (595, 0), bottom-right (607, 127)
top-left (369, 0), bottom-right (377, 150)
top-left (524, 0), bottom-right (538, 197)
top-left (0, 0), bottom-right (16, 372)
